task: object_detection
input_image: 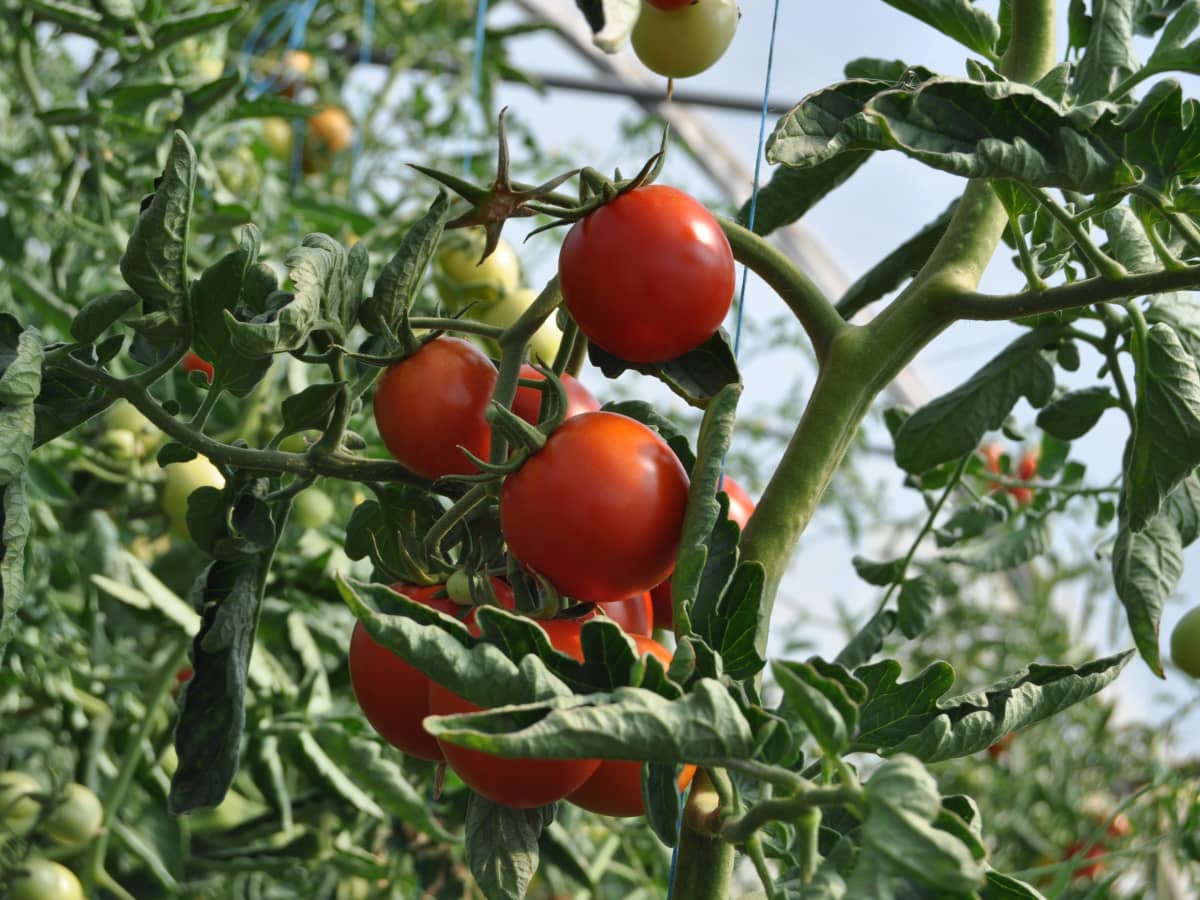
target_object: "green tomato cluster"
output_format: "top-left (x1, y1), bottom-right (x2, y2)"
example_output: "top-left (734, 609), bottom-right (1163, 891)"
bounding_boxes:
top-left (1, 774), bottom-right (101, 899)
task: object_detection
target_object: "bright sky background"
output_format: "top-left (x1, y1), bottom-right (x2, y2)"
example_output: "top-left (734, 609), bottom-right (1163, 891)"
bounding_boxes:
top-left (471, 0), bottom-right (1200, 743)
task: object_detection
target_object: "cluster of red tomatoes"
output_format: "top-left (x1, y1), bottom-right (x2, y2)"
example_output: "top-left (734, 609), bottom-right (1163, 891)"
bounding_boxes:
top-left (981, 443), bottom-right (1040, 506)
top-left (353, 183), bottom-right (750, 813)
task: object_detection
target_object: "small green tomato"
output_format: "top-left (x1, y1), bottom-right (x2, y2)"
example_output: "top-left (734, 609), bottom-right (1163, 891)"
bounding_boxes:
top-left (162, 456), bottom-right (225, 539)
top-left (0, 771), bottom-right (42, 837)
top-left (292, 488), bottom-right (334, 530)
top-left (43, 783), bottom-right (103, 850)
top-left (436, 231), bottom-right (521, 309)
top-left (8, 858), bottom-right (84, 900)
top-left (1170, 606), bottom-right (1200, 677)
top-left (471, 287), bottom-right (563, 364)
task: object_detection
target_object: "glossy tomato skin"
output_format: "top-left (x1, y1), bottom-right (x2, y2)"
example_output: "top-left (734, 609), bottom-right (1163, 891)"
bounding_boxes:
top-left (373, 338), bottom-right (497, 480)
top-left (511, 366), bottom-right (600, 427)
top-left (181, 351), bottom-right (214, 381)
top-left (501, 412), bottom-right (690, 603)
top-left (632, 0), bottom-right (739, 79)
top-left (597, 592), bottom-right (653, 636)
top-left (349, 581), bottom-right (515, 761)
top-left (651, 476), bottom-right (754, 630)
top-left (558, 185), bottom-right (734, 363)
top-left (428, 618), bottom-right (601, 807)
top-left (567, 635), bottom-right (695, 816)
top-left (1171, 606), bottom-right (1200, 677)
top-left (8, 858), bottom-right (84, 900)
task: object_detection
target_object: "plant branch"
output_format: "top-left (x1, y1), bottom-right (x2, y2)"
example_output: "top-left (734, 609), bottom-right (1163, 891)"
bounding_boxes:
top-left (1031, 188), bottom-right (1126, 280)
top-left (720, 786), bottom-right (861, 845)
top-left (941, 265), bottom-right (1200, 321)
top-left (718, 217), bottom-right (847, 366)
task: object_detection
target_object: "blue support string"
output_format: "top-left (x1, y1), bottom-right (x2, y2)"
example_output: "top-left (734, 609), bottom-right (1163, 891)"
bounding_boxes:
top-left (349, 0), bottom-right (377, 200)
top-left (462, 0), bottom-right (492, 178)
top-left (667, 0), bottom-right (784, 891)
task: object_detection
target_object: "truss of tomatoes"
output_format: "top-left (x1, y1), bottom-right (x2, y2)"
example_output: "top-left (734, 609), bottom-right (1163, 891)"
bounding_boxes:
top-left (360, 183), bottom-right (740, 813)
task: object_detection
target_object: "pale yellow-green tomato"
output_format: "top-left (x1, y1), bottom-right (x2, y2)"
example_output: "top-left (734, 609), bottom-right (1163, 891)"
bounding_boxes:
top-left (215, 144), bottom-right (262, 197)
top-left (292, 488), bottom-right (334, 530)
top-left (436, 230), bottom-right (521, 309)
top-left (100, 428), bottom-right (139, 463)
top-left (105, 400), bottom-right (162, 456)
top-left (162, 456), bottom-right (225, 539)
top-left (262, 117), bottom-right (294, 162)
top-left (336, 876), bottom-right (374, 900)
top-left (186, 789), bottom-right (266, 835)
top-left (0, 771), bottom-right (42, 837)
top-left (631, 0), bottom-right (740, 79)
top-left (278, 431), bottom-right (313, 454)
top-left (472, 287), bottom-right (563, 364)
top-left (194, 57), bottom-right (225, 81)
top-left (9, 859), bottom-right (84, 900)
top-left (1171, 605), bottom-right (1200, 677)
top-left (42, 783), bottom-right (103, 850)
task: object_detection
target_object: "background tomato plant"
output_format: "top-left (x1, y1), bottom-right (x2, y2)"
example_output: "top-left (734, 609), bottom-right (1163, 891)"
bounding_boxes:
top-left (1, 1), bottom-right (1200, 899)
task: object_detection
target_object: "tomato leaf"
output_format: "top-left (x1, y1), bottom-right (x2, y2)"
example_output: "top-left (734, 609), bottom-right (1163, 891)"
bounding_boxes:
top-left (295, 731), bottom-right (386, 819)
top-left (1123, 322), bottom-right (1200, 530)
top-left (1164, 472), bottom-right (1200, 546)
top-left (1147, 292), bottom-right (1200, 365)
top-left (939, 520), bottom-right (1050, 571)
top-left (642, 762), bottom-right (686, 848)
top-left (1101, 205), bottom-right (1158, 274)
top-left (880, 0), bottom-right (1001, 60)
top-left (982, 870), bottom-right (1052, 899)
top-left (120, 131), bottom-right (195, 341)
top-left (70, 290), bottom-right (139, 344)
top-left (737, 151), bottom-right (872, 238)
top-left (574, 0), bottom-right (640, 52)
top-left (537, 822), bottom-right (597, 891)
top-left (1072, 0), bottom-right (1139, 102)
top-left (852, 555), bottom-right (906, 586)
top-left (280, 383), bottom-right (344, 437)
top-left (894, 329), bottom-right (1060, 473)
top-left (1112, 510), bottom-right (1184, 676)
top-left (171, 555), bottom-right (270, 813)
top-left (847, 756), bottom-right (987, 895)
top-left (1036, 386), bottom-right (1120, 440)
top-left (425, 679), bottom-right (757, 764)
top-left (773, 660), bottom-right (858, 756)
top-left (897, 576), bottom-right (938, 638)
top-left (465, 794), bottom-right (552, 900)
top-left (150, 5), bottom-right (242, 50)
top-left (588, 329), bottom-right (741, 409)
top-left (361, 191), bottom-right (450, 340)
top-left (191, 227), bottom-right (275, 397)
top-left (851, 651), bottom-right (1131, 761)
top-left (835, 610), bottom-right (898, 669)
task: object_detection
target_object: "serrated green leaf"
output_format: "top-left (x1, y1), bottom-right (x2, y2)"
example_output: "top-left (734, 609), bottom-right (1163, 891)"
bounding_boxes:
top-left (897, 576), bottom-right (938, 638)
top-left (1036, 386), bottom-right (1120, 439)
top-left (1124, 322), bottom-right (1200, 530)
top-left (835, 610), bottom-right (898, 669)
top-left (70, 290), bottom-right (139, 343)
top-left (773, 660), bottom-right (858, 755)
top-left (1074, 0), bottom-right (1140, 101)
top-left (151, 5), bottom-right (242, 50)
top-left (940, 519), bottom-right (1050, 571)
top-left (361, 192), bottom-right (450, 337)
top-left (1146, 292), bottom-right (1200, 362)
top-left (0, 479), bottom-right (31, 665)
top-left (296, 731), bottom-right (385, 819)
top-left (120, 132), bottom-right (195, 336)
top-left (1102, 206), bottom-right (1158, 273)
top-left (736, 151), bottom-right (872, 237)
top-left (881, 0), bottom-right (1000, 59)
top-left (849, 756), bottom-right (986, 895)
top-left (852, 555), bottom-right (905, 586)
top-left (587, 328), bottom-right (741, 409)
top-left (426, 679), bottom-right (756, 764)
top-left (1113, 511), bottom-right (1183, 675)
top-left (280, 383), bottom-right (344, 436)
top-left (852, 652), bottom-right (1131, 761)
top-left (895, 329), bottom-right (1059, 473)
top-left (982, 870), bottom-right (1050, 899)
top-left (465, 794), bottom-right (551, 900)
top-left (1163, 472), bottom-right (1200, 545)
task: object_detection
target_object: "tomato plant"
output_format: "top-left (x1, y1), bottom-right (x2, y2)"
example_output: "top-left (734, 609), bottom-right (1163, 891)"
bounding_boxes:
top-left (510, 365), bottom-right (600, 426)
top-left (161, 456), bottom-right (225, 539)
top-left (500, 412), bottom-right (690, 603)
top-left (427, 617), bottom-right (601, 807)
top-left (373, 337), bottom-right (497, 480)
top-left (558, 184), bottom-right (735, 362)
top-left (631, 0), bottom-right (740, 79)
top-left (567, 635), bottom-right (696, 816)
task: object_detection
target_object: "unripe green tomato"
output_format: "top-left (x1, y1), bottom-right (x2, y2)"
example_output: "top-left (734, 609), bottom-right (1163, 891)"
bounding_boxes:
top-left (0, 771), bottom-right (42, 837)
top-left (105, 400), bottom-right (162, 455)
top-left (186, 789), bottom-right (265, 835)
top-left (471, 288), bottom-right (563, 364)
top-left (215, 144), bottom-right (262, 197)
top-left (100, 429), bottom-right (139, 462)
top-left (262, 117), bottom-right (294, 162)
top-left (1171, 606), bottom-right (1200, 677)
top-left (278, 432), bottom-right (313, 453)
top-left (336, 876), bottom-right (374, 900)
top-left (292, 488), bottom-right (334, 530)
top-left (42, 783), bottom-right (103, 850)
top-left (8, 858), bottom-right (84, 900)
top-left (436, 234), bottom-right (520, 308)
top-left (631, 0), bottom-right (740, 79)
top-left (162, 456), bottom-right (225, 539)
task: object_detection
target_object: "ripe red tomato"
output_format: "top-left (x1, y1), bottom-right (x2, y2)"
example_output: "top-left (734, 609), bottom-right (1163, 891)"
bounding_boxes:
top-left (1017, 449), bottom-right (1040, 481)
top-left (302, 106), bottom-right (353, 174)
top-left (597, 592), bottom-right (653, 636)
top-left (1065, 841), bottom-right (1106, 879)
top-left (181, 351), bottom-right (213, 381)
top-left (985, 731), bottom-right (1015, 759)
top-left (558, 185), bottom-right (734, 363)
top-left (373, 338), bottom-right (497, 480)
top-left (427, 617), bottom-right (601, 807)
top-left (567, 635), bottom-right (695, 817)
top-left (349, 581), bottom-right (514, 761)
top-left (651, 475), bottom-right (754, 630)
top-left (501, 412), bottom-right (690, 603)
top-left (511, 366), bottom-right (600, 426)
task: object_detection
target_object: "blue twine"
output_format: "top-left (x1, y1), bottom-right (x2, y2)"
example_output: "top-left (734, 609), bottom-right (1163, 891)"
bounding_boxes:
top-left (668, 1), bottom-right (783, 891)
top-left (241, 0), bottom-right (316, 101)
top-left (462, 0), bottom-right (492, 178)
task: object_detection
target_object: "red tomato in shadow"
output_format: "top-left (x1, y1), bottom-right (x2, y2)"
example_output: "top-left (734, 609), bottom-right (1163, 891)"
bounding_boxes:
top-left (1065, 841), bottom-right (1106, 880)
top-left (567, 635), bottom-right (695, 817)
top-left (349, 581), bottom-right (513, 761)
top-left (182, 351), bottom-right (214, 381)
top-left (427, 617), bottom-right (601, 807)
top-left (597, 592), bottom-right (653, 636)
top-left (510, 366), bottom-right (600, 426)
